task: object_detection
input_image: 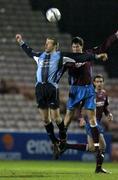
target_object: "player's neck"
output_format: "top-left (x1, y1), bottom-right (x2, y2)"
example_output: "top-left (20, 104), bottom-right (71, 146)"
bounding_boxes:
top-left (96, 88), bottom-right (102, 92)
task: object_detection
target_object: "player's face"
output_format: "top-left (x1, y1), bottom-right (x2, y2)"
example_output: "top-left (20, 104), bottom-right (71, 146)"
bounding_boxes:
top-left (45, 39), bottom-right (56, 52)
top-left (72, 43), bottom-right (83, 53)
top-left (94, 78), bottom-right (104, 90)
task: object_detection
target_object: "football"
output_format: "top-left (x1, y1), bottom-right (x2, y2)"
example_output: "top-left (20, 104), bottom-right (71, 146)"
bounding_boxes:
top-left (46, 8), bottom-right (61, 23)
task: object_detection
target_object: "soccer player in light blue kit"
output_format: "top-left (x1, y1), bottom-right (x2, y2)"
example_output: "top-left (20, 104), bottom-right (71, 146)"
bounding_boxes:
top-left (16, 34), bottom-right (68, 159)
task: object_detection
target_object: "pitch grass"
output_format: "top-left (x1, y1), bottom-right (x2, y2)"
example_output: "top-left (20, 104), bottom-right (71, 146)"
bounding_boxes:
top-left (0, 161), bottom-right (118, 180)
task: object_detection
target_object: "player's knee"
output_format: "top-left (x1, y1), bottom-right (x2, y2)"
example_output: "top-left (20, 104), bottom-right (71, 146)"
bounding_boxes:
top-left (88, 145), bottom-right (95, 152)
top-left (87, 111), bottom-right (97, 125)
top-left (54, 117), bottom-right (62, 124)
top-left (89, 118), bottom-right (97, 126)
top-left (88, 115), bottom-right (96, 125)
top-left (64, 118), bottom-right (72, 127)
top-left (43, 118), bottom-right (51, 125)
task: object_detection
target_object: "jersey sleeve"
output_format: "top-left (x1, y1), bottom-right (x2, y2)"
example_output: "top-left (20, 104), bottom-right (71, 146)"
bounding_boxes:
top-left (20, 42), bottom-right (41, 64)
top-left (62, 52), bottom-right (96, 62)
top-left (86, 33), bottom-right (117, 54)
top-left (55, 53), bottom-right (77, 83)
top-left (103, 96), bottom-right (110, 116)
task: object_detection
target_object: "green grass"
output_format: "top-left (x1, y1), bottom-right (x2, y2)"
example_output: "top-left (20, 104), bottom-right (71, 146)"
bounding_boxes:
top-left (0, 161), bottom-right (117, 180)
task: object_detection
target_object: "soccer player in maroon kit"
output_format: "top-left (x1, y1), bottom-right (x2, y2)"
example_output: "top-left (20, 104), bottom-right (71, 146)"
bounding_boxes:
top-left (58, 31), bottom-right (117, 172)
top-left (63, 31), bottom-right (117, 145)
top-left (83, 74), bottom-right (113, 173)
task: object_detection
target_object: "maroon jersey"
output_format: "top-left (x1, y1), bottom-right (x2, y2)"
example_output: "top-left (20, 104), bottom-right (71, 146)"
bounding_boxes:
top-left (68, 60), bottom-right (93, 85)
top-left (96, 89), bottom-right (110, 121)
top-left (67, 33), bottom-right (117, 86)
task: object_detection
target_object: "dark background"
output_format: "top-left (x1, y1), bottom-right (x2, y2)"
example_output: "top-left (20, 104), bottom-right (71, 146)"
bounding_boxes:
top-left (29, 0), bottom-right (118, 77)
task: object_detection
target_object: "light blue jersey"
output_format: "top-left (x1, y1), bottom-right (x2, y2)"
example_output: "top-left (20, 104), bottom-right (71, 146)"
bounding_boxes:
top-left (20, 42), bottom-right (63, 87)
top-left (35, 51), bottom-right (61, 85)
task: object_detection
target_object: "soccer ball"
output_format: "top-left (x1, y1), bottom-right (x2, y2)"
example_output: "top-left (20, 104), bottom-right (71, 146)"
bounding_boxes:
top-left (46, 8), bottom-right (61, 23)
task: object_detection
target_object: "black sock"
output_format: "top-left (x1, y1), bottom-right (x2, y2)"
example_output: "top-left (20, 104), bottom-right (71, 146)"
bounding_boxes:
top-left (45, 122), bottom-right (58, 144)
top-left (66, 143), bottom-right (87, 151)
top-left (96, 150), bottom-right (105, 170)
top-left (65, 127), bottom-right (68, 132)
top-left (57, 120), bottom-right (67, 140)
top-left (90, 126), bottom-right (99, 147)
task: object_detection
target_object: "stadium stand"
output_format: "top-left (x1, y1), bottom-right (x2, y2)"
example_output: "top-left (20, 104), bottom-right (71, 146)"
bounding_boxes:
top-left (0, 0), bottom-right (118, 144)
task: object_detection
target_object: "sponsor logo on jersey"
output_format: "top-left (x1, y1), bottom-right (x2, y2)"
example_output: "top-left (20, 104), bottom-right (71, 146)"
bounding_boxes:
top-left (96, 101), bottom-right (104, 107)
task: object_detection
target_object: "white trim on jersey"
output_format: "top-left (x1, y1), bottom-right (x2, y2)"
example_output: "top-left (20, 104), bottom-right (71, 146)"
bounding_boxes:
top-left (33, 56), bottom-right (39, 64)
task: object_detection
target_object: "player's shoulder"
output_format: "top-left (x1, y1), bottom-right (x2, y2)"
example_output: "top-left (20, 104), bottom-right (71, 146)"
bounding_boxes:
top-left (52, 51), bottom-right (62, 58)
top-left (39, 51), bottom-right (46, 57)
top-left (55, 50), bottom-right (61, 55)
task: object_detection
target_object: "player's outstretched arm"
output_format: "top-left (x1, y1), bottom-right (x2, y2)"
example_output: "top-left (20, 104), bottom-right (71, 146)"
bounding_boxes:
top-left (87, 30), bottom-right (118, 54)
top-left (15, 34), bottom-right (40, 60)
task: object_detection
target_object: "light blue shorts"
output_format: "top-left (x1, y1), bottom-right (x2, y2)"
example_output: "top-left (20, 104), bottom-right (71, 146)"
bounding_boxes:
top-left (67, 84), bottom-right (96, 110)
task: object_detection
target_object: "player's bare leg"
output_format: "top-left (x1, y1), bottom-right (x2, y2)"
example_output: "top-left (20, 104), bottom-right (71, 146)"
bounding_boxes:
top-left (64, 109), bottom-right (75, 128)
top-left (84, 109), bottom-right (100, 151)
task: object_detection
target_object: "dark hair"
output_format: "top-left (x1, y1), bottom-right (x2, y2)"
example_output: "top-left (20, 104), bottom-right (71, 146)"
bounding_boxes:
top-left (93, 74), bottom-right (104, 82)
top-left (71, 36), bottom-right (84, 47)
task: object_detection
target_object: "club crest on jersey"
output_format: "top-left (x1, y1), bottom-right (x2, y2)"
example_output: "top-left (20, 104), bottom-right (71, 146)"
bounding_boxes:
top-left (75, 62), bottom-right (86, 68)
top-left (96, 101), bottom-right (104, 107)
top-left (38, 60), bottom-right (53, 67)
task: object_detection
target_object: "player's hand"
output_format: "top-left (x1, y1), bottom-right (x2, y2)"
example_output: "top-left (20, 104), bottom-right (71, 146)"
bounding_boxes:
top-left (115, 30), bottom-right (118, 38)
top-left (16, 34), bottom-right (23, 43)
top-left (79, 118), bottom-right (86, 127)
top-left (106, 113), bottom-right (113, 122)
top-left (97, 53), bottom-right (108, 61)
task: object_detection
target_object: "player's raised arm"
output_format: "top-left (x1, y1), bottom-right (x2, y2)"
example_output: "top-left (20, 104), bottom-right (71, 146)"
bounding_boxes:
top-left (66, 52), bottom-right (108, 62)
top-left (87, 30), bottom-right (118, 54)
top-left (15, 34), bottom-right (40, 62)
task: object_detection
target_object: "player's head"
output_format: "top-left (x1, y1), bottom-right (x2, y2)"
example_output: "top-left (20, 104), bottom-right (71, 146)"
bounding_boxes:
top-left (93, 74), bottom-right (104, 90)
top-left (45, 37), bottom-right (59, 52)
top-left (71, 36), bottom-right (84, 53)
